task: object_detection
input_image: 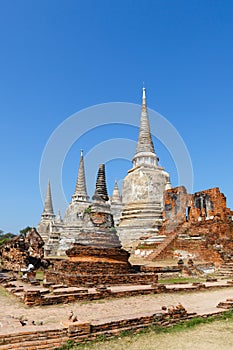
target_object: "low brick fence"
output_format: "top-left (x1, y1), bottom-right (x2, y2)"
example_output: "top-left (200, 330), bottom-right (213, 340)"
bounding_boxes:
top-left (0, 304), bottom-right (197, 350)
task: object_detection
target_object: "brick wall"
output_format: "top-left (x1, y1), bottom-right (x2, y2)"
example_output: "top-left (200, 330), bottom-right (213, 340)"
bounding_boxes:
top-left (163, 186), bottom-right (233, 224)
top-left (45, 271), bottom-right (158, 288)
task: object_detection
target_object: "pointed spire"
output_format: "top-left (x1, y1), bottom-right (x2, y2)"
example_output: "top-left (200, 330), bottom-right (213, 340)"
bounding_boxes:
top-left (132, 88), bottom-right (159, 168)
top-left (55, 209), bottom-right (62, 223)
top-left (111, 180), bottom-right (122, 203)
top-left (142, 86), bottom-right (146, 108)
top-left (135, 87), bottom-right (155, 154)
top-left (72, 150), bottom-right (90, 202)
top-left (92, 164), bottom-right (109, 202)
top-left (42, 180), bottom-right (55, 219)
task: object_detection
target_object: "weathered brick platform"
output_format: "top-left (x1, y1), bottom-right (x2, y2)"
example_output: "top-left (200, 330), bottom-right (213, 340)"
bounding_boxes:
top-left (2, 272), bottom-right (233, 307)
top-left (44, 244), bottom-right (158, 287)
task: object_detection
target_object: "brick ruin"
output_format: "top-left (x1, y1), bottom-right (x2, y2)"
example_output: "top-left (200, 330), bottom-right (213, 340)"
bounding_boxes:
top-left (0, 164), bottom-right (158, 289)
top-left (138, 186), bottom-right (233, 266)
top-left (164, 186), bottom-right (232, 224)
top-left (0, 227), bottom-right (48, 271)
top-left (45, 243), bottom-right (157, 287)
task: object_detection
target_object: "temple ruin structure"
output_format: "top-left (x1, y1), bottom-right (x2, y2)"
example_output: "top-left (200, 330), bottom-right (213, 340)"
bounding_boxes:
top-left (135, 186), bottom-right (233, 265)
top-left (37, 88), bottom-right (233, 264)
top-left (37, 88), bottom-right (171, 255)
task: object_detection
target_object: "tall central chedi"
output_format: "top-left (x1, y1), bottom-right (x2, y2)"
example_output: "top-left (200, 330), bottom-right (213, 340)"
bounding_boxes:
top-left (118, 88), bottom-right (171, 247)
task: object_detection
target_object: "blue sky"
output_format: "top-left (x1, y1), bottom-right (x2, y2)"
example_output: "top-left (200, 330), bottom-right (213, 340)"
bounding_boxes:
top-left (0, 0), bottom-right (233, 233)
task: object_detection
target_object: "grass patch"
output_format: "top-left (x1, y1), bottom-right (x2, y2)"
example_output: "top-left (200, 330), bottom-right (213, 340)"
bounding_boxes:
top-left (137, 244), bottom-right (158, 249)
top-left (158, 277), bottom-right (205, 284)
top-left (55, 340), bottom-right (74, 350)
top-left (84, 207), bottom-right (92, 214)
top-left (0, 286), bottom-right (10, 297)
top-left (149, 310), bottom-right (233, 334)
top-left (36, 270), bottom-right (44, 280)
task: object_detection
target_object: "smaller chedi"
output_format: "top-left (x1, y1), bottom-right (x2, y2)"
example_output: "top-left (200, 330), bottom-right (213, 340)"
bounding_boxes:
top-left (37, 150), bottom-right (91, 256)
top-left (72, 163), bottom-right (122, 249)
top-left (37, 160), bottom-right (123, 256)
top-left (44, 164), bottom-right (157, 286)
top-left (110, 181), bottom-right (123, 226)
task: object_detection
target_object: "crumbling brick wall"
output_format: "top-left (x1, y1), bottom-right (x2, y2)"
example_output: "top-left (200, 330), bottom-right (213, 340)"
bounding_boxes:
top-left (164, 186), bottom-right (233, 224)
top-left (189, 188), bottom-right (232, 222)
top-left (0, 228), bottom-right (47, 271)
top-left (163, 186), bottom-right (188, 223)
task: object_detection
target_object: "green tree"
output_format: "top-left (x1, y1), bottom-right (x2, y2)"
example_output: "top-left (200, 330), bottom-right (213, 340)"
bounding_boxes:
top-left (19, 226), bottom-right (32, 236)
top-left (0, 231), bottom-right (16, 247)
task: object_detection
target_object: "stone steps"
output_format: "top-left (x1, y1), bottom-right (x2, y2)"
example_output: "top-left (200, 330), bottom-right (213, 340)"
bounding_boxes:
top-left (215, 262), bottom-right (233, 277)
top-left (219, 265), bottom-right (233, 269)
top-left (146, 223), bottom-right (190, 261)
top-left (218, 267), bottom-right (233, 272)
top-left (147, 232), bottom-right (179, 261)
top-left (216, 271), bottom-right (233, 276)
top-left (217, 298), bottom-right (233, 309)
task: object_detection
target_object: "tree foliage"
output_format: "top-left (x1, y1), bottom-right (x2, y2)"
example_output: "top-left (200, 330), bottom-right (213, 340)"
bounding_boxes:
top-left (0, 231), bottom-right (17, 247)
top-left (19, 226), bottom-right (32, 236)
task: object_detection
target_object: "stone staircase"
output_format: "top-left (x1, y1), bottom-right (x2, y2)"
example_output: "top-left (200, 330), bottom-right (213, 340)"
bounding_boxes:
top-left (215, 262), bottom-right (233, 278)
top-left (146, 222), bottom-right (190, 261)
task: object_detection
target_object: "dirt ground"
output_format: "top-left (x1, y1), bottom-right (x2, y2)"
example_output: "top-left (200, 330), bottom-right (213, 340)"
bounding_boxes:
top-left (1, 285), bottom-right (233, 335)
